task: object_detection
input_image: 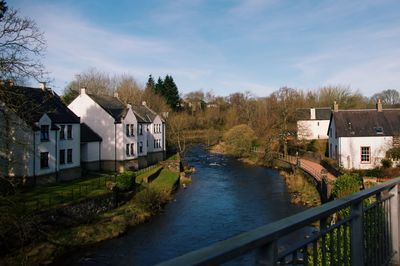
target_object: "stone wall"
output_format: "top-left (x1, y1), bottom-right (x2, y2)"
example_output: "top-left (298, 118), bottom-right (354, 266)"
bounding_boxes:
top-left (41, 191), bottom-right (118, 226)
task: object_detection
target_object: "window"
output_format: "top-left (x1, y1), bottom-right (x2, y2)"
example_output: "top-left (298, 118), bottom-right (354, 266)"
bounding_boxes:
top-left (60, 125), bottom-right (65, 140)
top-left (40, 125), bottom-right (49, 141)
top-left (154, 139), bottom-right (156, 148)
top-left (139, 141), bottom-right (143, 153)
top-left (67, 125), bottom-right (73, 139)
top-left (361, 146), bottom-right (370, 163)
top-left (130, 143), bottom-right (134, 156)
top-left (130, 124), bottom-right (134, 136)
top-left (40, 152), bottom-right (49, 168)
top-left (375, 127), bottom-right (383, 135)
top-left (126, 124), bottom-right (130, 136)
top-left (139, 124), bottom-right (143, 135)
top-left (126, 144), bottom-right (130, 156)
top-left (60, 149), bottom-right (65, 164)
top-left (317, 122), bottom-right (320, 126)
top-left (67, 149), bottom-right (73, 163)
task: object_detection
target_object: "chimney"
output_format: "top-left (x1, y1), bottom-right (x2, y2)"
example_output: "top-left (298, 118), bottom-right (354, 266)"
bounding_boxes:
top-left (39, 82), bottom-right (46, 90)
top-left (80, 87), bottom-right (86, 95)
top-left (333, 101), bottom-right (339, 112)
top-left (377, 98), bottom-right (383, 112)
top-left (114, 92), bottom-right (119, 99)
top-left (142, 101), bottom-right (147, 106)
top-left (8, 80), bottom-right (14, 86)
top-left (127, 103), bottom-right (132, 109)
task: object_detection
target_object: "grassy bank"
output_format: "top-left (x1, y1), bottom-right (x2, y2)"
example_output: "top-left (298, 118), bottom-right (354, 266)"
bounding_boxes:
top-left (280, 170), bottom-right (321, 207)
top-left (1, 168), bottom-right (180, 266)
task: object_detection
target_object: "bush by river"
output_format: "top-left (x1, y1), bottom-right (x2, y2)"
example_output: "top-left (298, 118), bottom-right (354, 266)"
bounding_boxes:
top-left (280, 170), bottom-right (321, 207)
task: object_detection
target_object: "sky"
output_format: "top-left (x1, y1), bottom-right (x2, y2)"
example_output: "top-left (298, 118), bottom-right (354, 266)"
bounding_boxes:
top-left (9, 0), bottom-right (400, 97)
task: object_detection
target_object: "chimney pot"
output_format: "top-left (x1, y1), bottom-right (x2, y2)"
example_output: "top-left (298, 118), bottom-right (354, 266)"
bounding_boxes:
top-left (127, 103), bottom-right (132, 109)
top-left (114, 92), bottom-right (119, 98)
top-left (377, 98), bottom-right (383, 112)
top-left (39, 82), bottom-right (46, 90)
top-left (80, 87), bottom-right (86, 95)
top-left (142, 101), bottom-right (147, 106)
top-left (333, 101), bottom-right (339, 112)
top-left (8, 80), bottom-right (14, 86)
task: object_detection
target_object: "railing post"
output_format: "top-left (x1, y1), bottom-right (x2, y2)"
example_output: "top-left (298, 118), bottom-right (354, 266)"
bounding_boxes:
top-left (257, 240), bottom-right (277, 265)
top-left (350, 200), bottom-right (364, 265)
top-left (390, 184), bottom-right (399, 265)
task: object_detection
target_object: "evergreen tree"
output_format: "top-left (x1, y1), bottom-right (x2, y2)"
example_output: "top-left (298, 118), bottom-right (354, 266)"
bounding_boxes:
top-left (145, 74), bottom-right (155, 92)
top-left (163, 75), bottom-right (180, 111)
top-left (155, 77), bottom-right (164, 95)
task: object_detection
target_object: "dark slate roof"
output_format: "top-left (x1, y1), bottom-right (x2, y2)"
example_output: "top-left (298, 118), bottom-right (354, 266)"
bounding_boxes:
top-left (87, 94), bottom-right (127, 122)
top-left (315, 108), bottom-right (332, 120)
top-left (81, 123), bottom-right (102, 143)
top-left (131, 104), bottom-right (160, 123)
top-left (0, 85), bottom-right (80, 128)
top-left (333, 109), bottom-right (400, 137)
top-left (296, 107), bottom-right (331, 120)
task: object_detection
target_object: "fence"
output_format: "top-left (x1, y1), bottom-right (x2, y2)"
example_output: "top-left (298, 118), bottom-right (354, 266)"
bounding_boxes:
top-left (21, 164), bottom-right (160, 213)
top-left (157, 177), bottom-right (400, 266)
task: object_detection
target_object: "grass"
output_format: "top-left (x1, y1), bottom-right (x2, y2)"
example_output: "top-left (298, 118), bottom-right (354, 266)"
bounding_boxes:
top-left (1, 166), bottom-right (182, 266)
top-left (13, 174), bottom-right (116, 212)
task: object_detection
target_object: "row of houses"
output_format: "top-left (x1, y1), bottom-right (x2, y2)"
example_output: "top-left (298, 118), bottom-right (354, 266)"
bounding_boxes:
top-left (0, 83), bottom-right (166, 185)
top-left (297, 100), bottom-right (400, 170)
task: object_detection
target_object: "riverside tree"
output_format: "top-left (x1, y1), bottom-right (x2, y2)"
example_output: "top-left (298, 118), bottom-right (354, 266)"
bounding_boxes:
top-left (223, 124), bottom-right (257, 157)
top-left (0, 0), bottom-right (47, 82)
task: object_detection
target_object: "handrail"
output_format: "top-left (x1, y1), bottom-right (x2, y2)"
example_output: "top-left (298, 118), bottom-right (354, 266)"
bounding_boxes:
top-left (157, 177), bottom-right (400, 266)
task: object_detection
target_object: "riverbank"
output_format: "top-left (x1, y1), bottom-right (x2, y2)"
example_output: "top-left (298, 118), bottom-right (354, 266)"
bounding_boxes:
top-left (280, 170), bottom-right (321, 207)
top-left (1, 168), bottom-right (181, 266)
top-left (209, 143), bottom-right (321, 207)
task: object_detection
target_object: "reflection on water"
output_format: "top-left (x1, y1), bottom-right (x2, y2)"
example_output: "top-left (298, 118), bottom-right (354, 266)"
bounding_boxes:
top-left (58, 145), bottom-right (311, 265)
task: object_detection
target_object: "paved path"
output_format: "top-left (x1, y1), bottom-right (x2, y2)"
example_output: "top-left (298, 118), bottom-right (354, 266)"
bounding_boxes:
top-left (298, 158), bottom-right (336, 182)
top-left (276, 153), bottom-right (336, 183)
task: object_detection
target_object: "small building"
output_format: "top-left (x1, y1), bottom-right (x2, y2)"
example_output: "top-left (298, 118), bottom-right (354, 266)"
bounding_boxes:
top-left (80, 123), bottom-right (102, 172)
top-left (328, 100), bottom-right (400, 169)
top-left (297, 107), bottom-right (331, 140)
top-left (0, 83), bottom-right (81, 185)
top-left (68, 89), bottom-right (165, 172)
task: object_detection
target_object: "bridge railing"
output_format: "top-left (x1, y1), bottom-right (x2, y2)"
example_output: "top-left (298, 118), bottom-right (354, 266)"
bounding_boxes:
top-left (157, 177), bottom-right (400, 266)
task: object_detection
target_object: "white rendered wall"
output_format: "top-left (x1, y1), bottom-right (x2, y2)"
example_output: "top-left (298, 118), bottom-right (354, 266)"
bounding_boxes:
top-left (121, 108), bottom-right (138, 160)
top-left (35, 114), bottom-right (57, 176)
top-left (297, 120), bottom-right (329, 140)
top-left (338, 136), bottom-right (392, 169)
top-left (57, 123), bottom-right (80, 170)
top-left (137, 123), bottom-right (148, 156)
top-left (1, 108), bottom-right (34, 177)
top-left (81, 142), bottom-right (100, 162)
top-left (69, 94), bottom-right (116, 161)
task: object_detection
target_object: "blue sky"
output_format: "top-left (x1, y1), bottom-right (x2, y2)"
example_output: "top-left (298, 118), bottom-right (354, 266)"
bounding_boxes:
top-left (10, 0), bottom-right (400, 97)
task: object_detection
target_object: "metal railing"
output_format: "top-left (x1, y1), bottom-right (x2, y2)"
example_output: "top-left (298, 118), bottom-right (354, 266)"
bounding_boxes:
top-left (157, 177), bottom-right (400, 266)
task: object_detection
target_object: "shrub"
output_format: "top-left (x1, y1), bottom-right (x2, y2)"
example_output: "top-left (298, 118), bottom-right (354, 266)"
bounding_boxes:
top-left (223, 124), bottom-right (257, 157)
top-left (381, 158), bottom-right (393, 169)
top-left (306, 140), bottom-right (317, 152)
top-left (135, 187), bottom-right (171, 214)
top-left (116, 171), bottom-right (135, 191)
top-left (386, 147), bottom-right (400, 160)
top-left (332, 173), bottom-right (362, 199)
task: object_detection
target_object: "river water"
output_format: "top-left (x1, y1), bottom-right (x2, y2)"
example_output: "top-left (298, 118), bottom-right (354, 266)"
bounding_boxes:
top-left (61, 145), bottom-right (309, 265)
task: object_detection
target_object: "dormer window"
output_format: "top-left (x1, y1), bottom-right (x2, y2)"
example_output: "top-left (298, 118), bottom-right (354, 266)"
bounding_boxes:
top-left (40, 125), bottom-right (49, 141)
top-left (375, 127), bottom-right (383, 135)
top-left (130, 124), bottom-right (134, 136)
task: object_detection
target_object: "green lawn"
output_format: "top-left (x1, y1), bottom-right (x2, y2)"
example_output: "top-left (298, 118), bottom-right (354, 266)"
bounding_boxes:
top-left (151, 168), bottom-right (180, 190)
top-left (14, 174), bottom-right (116, 212)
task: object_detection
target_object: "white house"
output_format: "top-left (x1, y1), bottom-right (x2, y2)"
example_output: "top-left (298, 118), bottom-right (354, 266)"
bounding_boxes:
top-left (68, 89), bottom-right (165, 172)
top-left (297, 107), bottom-right (331, 140)
top-left (0, 83), bottom-right (81, 185)
top-left (80, 123), bottom-right (102, 172)
top-left (328, 100), bottom-right (400, 169)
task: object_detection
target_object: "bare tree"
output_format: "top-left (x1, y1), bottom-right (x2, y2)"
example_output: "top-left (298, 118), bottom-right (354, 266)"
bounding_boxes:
top-left (0, 2), bottom-right (47, 81)
top-left (371, 89), bottom-right (400, 106)
top-left (115, 75), bottom-right (143, 105)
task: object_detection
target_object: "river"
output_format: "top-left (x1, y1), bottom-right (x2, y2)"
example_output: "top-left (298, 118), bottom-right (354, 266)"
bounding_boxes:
top-left (61, 145), bottom-right (310, 265)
